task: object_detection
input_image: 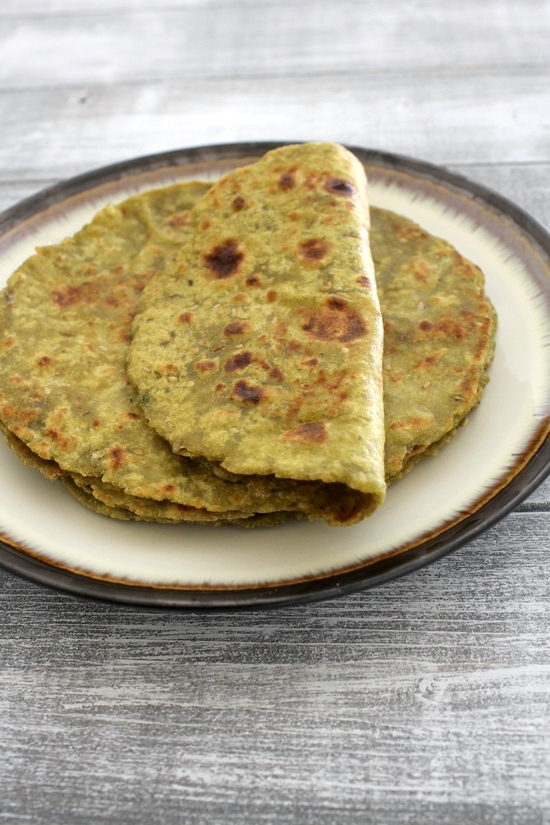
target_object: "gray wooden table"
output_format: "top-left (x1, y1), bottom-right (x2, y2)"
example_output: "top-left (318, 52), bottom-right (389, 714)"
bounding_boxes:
top-left (1, 1), bottom-right (550, 822)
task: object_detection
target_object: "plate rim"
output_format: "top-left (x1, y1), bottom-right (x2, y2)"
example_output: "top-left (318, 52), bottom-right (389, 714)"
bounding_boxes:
top-left (0, 140), bottom-right (549, 609)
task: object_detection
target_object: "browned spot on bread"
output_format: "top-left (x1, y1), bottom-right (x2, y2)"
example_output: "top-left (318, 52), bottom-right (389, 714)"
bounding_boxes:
top-left (201, 219), bottom-right (210, 231)
top-left (302, 357), bottom-right (319, 367)
top-left (224, 321), bottom-right (249, 336)
top-left (43, 427), bottom-right (70, 451)
top-left (245, 275), bottom-right (261, 287)
top-left (109, 447), bottom-right (125, 469)
top-left (231, 380), bottom-right (265, 406)
top-left (419, 317), bottom-right (468, 342)
top-left (203, 241), bottom-right (244, 279)
top-left (297, 238), bottom-right (330, 262)
top-left (325, 178), bottom-right (356, 196)
top-left (282, 422), bottom-right (327, 444)
top-left (356, 276), bottom-right (371, 287)
top-left (178, 312), bottom-right (192, 323)
top-left (414, 353), bottom-right (443, 369)
top-left (51, 285), bottom-right (86, 307)
top-left (37, 356), bottom-right (53, 367)
top-left (279, 171), bottom-right (295, 190)
top-left (196, 359), bottom-right (216, 373)
top-left (301, 297), bottom-right (366, 343)
top-left (266, 289), bottom-right (277, 302)
top-left (232, 196), bottom-right (246, 211)
top-left (224, 351), bottom-right (253, 372)
top-left (160, 363), bottom-right (179, 374)
top-left (269, 366), bottom-right (283, 380)
top-left (127, 412), bottom-right (139, 419)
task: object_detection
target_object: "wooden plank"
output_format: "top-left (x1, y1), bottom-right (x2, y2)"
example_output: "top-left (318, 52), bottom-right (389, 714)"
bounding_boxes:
top-left (0, 510), bottom-right (549, 823)
top-left (1, 0), bottom-right (549, 90)
top-left (1, 69), bottom-right (550, 184)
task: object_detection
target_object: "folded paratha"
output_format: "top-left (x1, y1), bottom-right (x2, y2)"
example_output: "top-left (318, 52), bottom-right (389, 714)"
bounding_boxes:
top-left (128, 143), bottom-right (387, 522)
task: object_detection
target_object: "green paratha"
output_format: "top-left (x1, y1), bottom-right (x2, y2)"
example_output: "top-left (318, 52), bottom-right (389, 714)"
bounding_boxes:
top-left (0, 160), bottom-right (385, 526)
top-left (129, 143), bottom-right (387, 522)
top-left (370, 207), bottom-right (496, 480)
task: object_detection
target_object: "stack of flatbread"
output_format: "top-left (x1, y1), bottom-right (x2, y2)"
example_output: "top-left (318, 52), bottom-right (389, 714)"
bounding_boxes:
top-left (0, 143), bottom-right (496, 527)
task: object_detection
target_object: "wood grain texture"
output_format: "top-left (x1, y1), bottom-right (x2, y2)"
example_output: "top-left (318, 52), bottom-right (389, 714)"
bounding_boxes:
top-left (1, 512), bottom-right (550, 824)
top-left (0, 0), bottom-right (549, 822)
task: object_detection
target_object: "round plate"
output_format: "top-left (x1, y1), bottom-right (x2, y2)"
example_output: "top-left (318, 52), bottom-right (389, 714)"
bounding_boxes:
top-left (0, 142), bottom-right (549, 608)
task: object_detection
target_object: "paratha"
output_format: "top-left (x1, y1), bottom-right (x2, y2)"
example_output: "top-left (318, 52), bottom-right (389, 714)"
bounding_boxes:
top-left (0, 148), bottom-right (496, 528)
top-left (0, 151), bottom-right (386, 526)
top-left (128, 143), bottom-right (387, 522)
top-left (370, 207), bottom-right (496, 481)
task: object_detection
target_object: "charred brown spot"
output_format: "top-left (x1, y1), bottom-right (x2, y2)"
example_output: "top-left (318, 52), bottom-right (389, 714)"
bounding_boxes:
top-left (269, 366), bottom-right (283, 380)
top-left (356, 276), bottom-right (371, 287)
top-left (231, 379), bottom-right (265, 406)
top-left (109, 447), bottom-right (125, 469)
top-left (302, 357), bottom-right (319, 367)
top-left (224, 321), bottom-right (249, 336)
top-left (178, 312), bottom-right (193, 324)
top-left (113, 265), bottom-right (125, 275)
top-left (266, 289), bottom-right (277, 303)
top-left (233, 293), bottom-right (247, 303)
top-left (161, 363), bottom-right (179, 374)
top-left (127, 412), bottom-right (139, 420)
top-left (118, 330), bottom-right (132, 344)
top-left (419, 317), bottom-right (467, 341)
top-left (279, 172), bottom-right (295, 190)
top-left (282, 422), bottom-right (327, 444)
top-left (195, 359), bottom-right (216, 373)
top-left (163, 484), bottom-right (176, 494)
top-left (297, 238), bottom-right (330, 262)
top-left (37, 356), bottom-right (53, 367)
top-left (232, 196), bottom-right (246, 211)
top-left (245, 275), bottom-right (261, 287)
top-left (109, 447), bottom-right (124, 470)
top-left (325, 178), bottom-right (356, 197)
top-left (3, 337), bottom-right (15, 348)
top-left (92, 419), bottom-right (101, 428)
top-left (201, 219), bottom-right (211, 230)
top-left (203, 241), bottom-right (244, 279)
top-left (215, 382), bottom-right (225, 392)
top-left (224, 351), bottom-right (253, 372)
top-left (414, 353), bottom-right (441, 369)
top-left (52, 285), bottom-right (85, 307)
top-left (301, 297), bottom-right (366, 343)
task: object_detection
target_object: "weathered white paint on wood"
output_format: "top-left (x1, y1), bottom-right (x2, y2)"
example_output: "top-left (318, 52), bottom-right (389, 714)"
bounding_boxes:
top-left (1, 68), bottom-right (550, 184)
top-left (2, 0), bottom-right (549, 89)
top-left (0, 1), bottom-right (549, 822)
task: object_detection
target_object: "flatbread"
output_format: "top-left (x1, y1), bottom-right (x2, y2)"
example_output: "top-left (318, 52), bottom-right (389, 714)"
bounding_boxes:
top-left (0, 157), bottom-right (386, 526)
top-left (128, 143), bottom-right (387, 522)
top-left (370, 207), bottom-right (496, 480)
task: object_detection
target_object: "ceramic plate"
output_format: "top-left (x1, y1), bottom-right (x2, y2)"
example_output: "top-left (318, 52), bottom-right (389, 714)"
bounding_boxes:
top-left (0, 142), bottom-right (549, 608)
